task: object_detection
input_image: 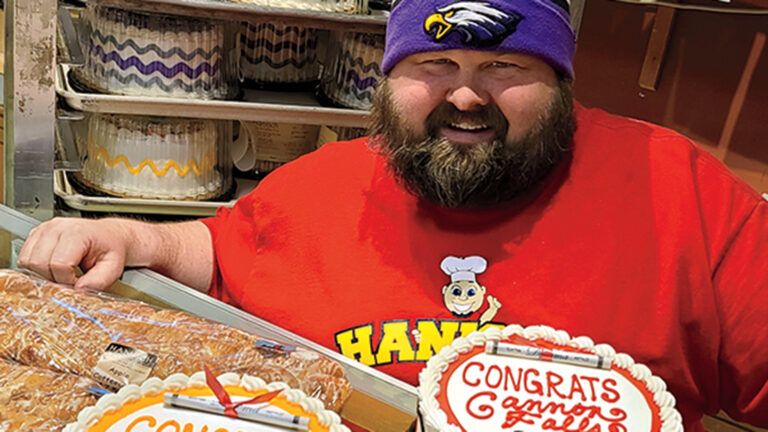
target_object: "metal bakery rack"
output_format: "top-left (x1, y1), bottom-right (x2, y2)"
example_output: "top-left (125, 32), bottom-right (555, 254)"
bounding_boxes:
top-left (3, 0), bottom-right (586, 428)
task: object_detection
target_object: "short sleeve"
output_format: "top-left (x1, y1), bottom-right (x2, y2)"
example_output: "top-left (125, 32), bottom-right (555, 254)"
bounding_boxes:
top-left (714, 199), bottom-right (768, 425)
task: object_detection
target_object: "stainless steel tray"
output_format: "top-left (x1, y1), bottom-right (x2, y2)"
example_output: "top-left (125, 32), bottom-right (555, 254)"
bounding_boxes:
top-left (53, 169), bottom-right (255, 216)
top-left (0, 202), bottom-right (418, 430)
top-left (57, 65), bottom-right (371, 127)
top-left (115, 270), bottom-right (419, 431)
top-left (94, 0), bottom-right (388, 33)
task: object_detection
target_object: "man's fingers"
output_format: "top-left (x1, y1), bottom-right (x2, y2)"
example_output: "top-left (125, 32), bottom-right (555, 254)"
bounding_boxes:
top-left (74, 255), bottom-right (124, 291)
top-left (48, 235), bottom-right (89, 285)
top-left (18, 227), bottom-right (64, 281)
top-left (17, 227), bottom-right (41, 269)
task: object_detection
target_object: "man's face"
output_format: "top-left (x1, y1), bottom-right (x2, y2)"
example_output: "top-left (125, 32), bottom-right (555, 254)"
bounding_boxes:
top-left (442, 280), bottom-right (486, 317)
top-left (370, 49), bottom-right (575, 208)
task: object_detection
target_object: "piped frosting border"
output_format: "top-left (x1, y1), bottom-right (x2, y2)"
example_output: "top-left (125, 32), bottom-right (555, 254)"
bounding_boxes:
top-left (63, 371), bottom-right (350, 432)
top-left (417, 324), bottom-right (684, 432)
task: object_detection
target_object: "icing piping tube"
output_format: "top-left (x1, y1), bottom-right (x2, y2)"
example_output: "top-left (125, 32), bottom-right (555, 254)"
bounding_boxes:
top-left (485, 341), bottom-right (613, 370)
top-left (164, 393), bottom-right (310, 431)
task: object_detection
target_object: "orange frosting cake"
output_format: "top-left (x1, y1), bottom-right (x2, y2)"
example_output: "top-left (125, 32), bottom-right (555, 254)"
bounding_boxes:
top-left (64, 371), bottom-right (350, 432)
top-left (418, 324), bottom-right (683, 432)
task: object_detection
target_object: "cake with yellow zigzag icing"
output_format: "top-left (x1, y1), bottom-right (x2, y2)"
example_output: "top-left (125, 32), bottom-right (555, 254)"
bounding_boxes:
top-left (81, 114), bottom-right (228, 200)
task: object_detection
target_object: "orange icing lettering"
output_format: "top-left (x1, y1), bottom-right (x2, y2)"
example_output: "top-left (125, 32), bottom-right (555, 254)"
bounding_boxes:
top-left (157, 419), bottom-right (181, 432)
top-left (126, 415), bottom-right (157, 432)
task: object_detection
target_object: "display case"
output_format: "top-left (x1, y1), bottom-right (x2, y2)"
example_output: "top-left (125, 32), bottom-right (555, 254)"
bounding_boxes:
top-left (0, 202), bottom-right (418, 430)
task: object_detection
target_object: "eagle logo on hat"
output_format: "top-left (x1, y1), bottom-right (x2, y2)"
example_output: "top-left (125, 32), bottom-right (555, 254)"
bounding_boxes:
top-left (424, 1), bottom-right (521, 47)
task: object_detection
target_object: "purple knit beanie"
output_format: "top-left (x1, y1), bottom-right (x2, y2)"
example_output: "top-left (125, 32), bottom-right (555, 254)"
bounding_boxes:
top-left (382, 0), bottom-right (576, 78)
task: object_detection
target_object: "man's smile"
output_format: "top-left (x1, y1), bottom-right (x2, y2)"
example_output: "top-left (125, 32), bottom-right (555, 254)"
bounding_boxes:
top-left (439, 124), bottom-right (496, 144)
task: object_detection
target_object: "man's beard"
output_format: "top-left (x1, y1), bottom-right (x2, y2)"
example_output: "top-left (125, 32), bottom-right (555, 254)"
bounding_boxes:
top-left (369, 79), bottom-right (576, 208)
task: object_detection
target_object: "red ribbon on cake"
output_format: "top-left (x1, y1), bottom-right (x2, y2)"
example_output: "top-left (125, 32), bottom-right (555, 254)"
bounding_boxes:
top-left (204, 366), bottom-right (283, 418)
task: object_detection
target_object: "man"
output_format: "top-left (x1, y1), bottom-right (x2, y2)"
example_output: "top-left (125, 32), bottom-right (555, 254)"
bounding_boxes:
top-left (18, 0), bottom-right (767, 429)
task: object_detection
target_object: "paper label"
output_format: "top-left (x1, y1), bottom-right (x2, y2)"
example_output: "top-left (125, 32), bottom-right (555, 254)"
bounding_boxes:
top-left (316, 126), bottom-right (339, 148)
top-left (245, 122), bottom-right (319, 162)
top-left (254, 339), bottom-right (297, 358)
top-left (93, 343), bottom-right (157, 392)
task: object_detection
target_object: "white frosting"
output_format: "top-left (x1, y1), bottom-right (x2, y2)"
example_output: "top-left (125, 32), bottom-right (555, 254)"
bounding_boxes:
top-left (418, 324), bottom-right (684, 432)
top-left (81, 114), bottom-right (224, 201)
top-left (63, 371), bottom-right (350, 432)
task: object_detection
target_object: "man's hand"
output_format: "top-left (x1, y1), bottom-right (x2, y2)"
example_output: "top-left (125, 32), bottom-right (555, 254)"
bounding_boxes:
top-left (17, 218), bottom-right (214, 293)
top-left (18, 218), bottom-right (137, 290)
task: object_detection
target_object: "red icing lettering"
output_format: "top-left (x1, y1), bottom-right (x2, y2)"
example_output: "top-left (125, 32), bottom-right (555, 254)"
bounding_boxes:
top-left (546, 371), bottom-right (568, 398)
top-left (524, 369), bottom-right (543, 395)
top-left (567, 374), bottom-right (587, 402)
top-left (486, 365), bottom-right (503, 389)
top-left (466, 391), bottom-right (497, 420)
top-left (581, 375), bottom-right (600, 402)
top-left (462, 361), bottom-right (484, 387)
top-left (601, 378), bottom-right (620, 403)
top-left (503, 366), bottom-right (523, 392)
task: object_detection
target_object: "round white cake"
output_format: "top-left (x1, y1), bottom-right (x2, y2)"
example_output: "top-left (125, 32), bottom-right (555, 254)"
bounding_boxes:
top-left (418, 324), bottom-right (683, 432)
top-left (63, 371), bottom-right (350, 432)
top-left (240, 23), bottom-right (320, 87)
top-left (78, 5), bottom-right (234, 99)
top-left (229, 0), bottom-right (367, 14)
top-left (318, 31), bottom-right (385, 110)
top-left (81, 114), bottom-right (226, 200)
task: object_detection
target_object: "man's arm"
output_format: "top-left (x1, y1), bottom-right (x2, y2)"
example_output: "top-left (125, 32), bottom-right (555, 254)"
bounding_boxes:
top-left (17, 217), bottom-right (213, 293)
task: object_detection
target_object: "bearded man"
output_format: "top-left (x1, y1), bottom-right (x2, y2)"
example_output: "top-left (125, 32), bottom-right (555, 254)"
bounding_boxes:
top-left (18, 0), bottom-right (767, 429)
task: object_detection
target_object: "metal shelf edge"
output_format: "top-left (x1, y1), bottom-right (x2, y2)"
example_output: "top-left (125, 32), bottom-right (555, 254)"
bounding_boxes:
top-left (56, 65), bottom-right (371, 127)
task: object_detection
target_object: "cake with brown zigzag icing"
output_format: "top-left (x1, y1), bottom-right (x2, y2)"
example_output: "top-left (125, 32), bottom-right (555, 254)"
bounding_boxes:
top-left (240, 23), bottom-right (320, 88)
top-left (318, 31), bottom-right (385, 110)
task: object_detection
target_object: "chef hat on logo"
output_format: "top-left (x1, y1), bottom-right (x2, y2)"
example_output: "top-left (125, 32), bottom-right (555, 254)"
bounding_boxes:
top-left (441, 256), bottom-right (488, 283)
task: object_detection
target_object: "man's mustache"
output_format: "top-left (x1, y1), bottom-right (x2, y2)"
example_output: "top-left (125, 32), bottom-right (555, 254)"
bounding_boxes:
top-left (425, 103), bottom-right (509, 138)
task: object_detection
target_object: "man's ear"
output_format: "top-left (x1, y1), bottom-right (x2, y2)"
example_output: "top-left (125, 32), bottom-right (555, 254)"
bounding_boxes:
top-left (480, 285), bottom-right (486, 294)
top-left (442, 285), bottom-right (448, 294)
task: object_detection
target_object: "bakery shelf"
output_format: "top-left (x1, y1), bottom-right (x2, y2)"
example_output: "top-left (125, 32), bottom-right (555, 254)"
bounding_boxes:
top-left (57, 64), bottom-right (371, 128)
top-left (53, 169), bottom-right (257, 216)
top-left (94, 0), bottom-right (388, 33)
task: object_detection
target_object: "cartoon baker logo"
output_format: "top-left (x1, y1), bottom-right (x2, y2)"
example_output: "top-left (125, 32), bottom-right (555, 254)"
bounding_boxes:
top-left (424, 1), bottom-right (522, 47)
top-left (440, 256), bottom-right (501, 325)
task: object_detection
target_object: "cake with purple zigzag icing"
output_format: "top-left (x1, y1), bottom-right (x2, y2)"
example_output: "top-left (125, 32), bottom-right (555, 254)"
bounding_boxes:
top-left (240, 23), bottom-right (320, 88)
top-left (76, 5), bottom-right (236, 100)
top-left (318, 31), bottom-right (385, 110)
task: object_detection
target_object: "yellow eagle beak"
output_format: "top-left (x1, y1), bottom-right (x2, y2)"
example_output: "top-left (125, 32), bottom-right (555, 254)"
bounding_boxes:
top-left (424, 11), bottom-right (454, 41)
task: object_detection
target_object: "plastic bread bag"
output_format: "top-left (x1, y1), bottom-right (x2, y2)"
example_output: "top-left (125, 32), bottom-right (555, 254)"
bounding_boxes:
top-left (0, 359), bottom-right (98, 431)
top-left (0, 269), bottom-right (351, 412)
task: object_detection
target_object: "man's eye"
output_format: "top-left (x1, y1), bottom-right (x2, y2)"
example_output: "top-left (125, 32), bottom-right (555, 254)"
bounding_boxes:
top-left (490, 61), bottom-right (520, 69)
top-left (451, 287), bottom-right (462, 296)
top-left (467, 288), bottom-right (476, 297)
top-left (424, 58), bottom-right (452, 66)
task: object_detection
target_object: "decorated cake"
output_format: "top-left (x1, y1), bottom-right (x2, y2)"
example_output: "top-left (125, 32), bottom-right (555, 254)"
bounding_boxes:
top-left (318, 31), bottom-right (385, 110)
top-left (77, 5), bottom-right (235, 99)
top-left (418, 324), bottom-right (683, 432)
top-left (63, 370), bottom-right (350, 432)
top-left (240, 23), bottom-right (320, 88)
top-left (229, 0), bottom-right (367, 14)
top-left (80, 114), bottom-right (229, 200)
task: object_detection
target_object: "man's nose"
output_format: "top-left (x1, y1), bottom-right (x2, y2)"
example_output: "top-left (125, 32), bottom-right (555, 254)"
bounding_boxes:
top-left (446, 76), bottom-right (490, 111)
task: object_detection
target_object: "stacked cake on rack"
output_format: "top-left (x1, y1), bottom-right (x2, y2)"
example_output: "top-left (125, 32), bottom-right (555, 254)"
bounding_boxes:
top-left (73, 3), bottom-right (234, 201)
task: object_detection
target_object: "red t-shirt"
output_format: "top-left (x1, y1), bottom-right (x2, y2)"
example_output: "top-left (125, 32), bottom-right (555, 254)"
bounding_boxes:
top-left (203, 105), bottom-right (768, 430)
